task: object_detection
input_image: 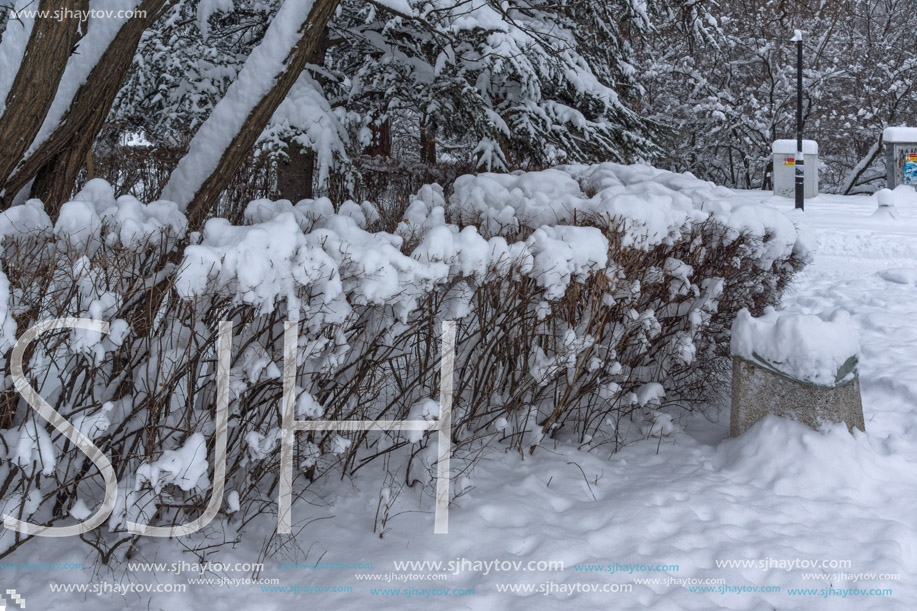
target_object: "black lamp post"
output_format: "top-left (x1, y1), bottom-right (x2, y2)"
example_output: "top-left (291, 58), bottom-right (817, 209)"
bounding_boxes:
top-left (793, 30), bottom-right (804, 211)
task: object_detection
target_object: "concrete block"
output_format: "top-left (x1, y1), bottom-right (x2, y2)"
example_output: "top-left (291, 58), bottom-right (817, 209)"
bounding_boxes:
top-left (730, 355), bottom-right (864, 437)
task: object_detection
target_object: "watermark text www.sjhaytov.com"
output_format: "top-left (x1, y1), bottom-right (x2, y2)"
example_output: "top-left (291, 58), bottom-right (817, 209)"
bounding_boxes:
top-left (7, 8), bottom-right (147, 21)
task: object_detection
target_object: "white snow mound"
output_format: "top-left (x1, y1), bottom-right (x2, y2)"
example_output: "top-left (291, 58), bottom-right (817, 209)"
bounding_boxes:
top-left (730, 307), bottom-right (860, 386)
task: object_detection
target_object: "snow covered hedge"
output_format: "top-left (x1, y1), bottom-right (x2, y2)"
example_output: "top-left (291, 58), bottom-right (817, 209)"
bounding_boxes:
top-left (0, 164), bottom-right (809, 559)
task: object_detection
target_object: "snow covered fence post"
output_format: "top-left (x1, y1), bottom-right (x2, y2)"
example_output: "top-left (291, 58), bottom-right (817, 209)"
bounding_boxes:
top-left (279, 320), bottom-right (456, 535)
top-left (729, 309), bottom-right (865, 436)
top-left (874, 188), bottom-right (901, 221)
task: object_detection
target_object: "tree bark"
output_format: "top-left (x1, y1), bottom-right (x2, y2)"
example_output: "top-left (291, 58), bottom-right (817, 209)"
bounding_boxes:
top-left (420, 119), bottom-right (436, 165)
top-left (274, 28), bottom-right (332, 202)
top-left (1, 0), bottom-right (174, 215)
top-left (365, 117), bottom-right (391, 157)
top-left (0, 0), bottom-right (88, 191)
top-left (276, 140), bottom-right (315, 201)
top-left (181, 0), bottom-right (341, 231)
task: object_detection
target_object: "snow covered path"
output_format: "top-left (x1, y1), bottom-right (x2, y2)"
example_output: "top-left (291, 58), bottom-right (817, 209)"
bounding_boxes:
top-left (7, 191), bottom-right (917, 610)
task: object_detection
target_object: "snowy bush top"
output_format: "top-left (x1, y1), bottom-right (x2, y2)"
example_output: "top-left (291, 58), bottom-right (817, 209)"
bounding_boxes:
top-left (169, 162), bottom-right (811, 319)
top-left (56, 179), bottom-right (188, 251)
top-left (0, 179), bottom-right (186, 252)
top-left (0, 164), bottom-right (810, 345)
top-left (450, 162), bottom-right (809, 264)
top-left (177, 192), bottom-right (607, 315)
top-left (730, 308), bottom-right (860, 387)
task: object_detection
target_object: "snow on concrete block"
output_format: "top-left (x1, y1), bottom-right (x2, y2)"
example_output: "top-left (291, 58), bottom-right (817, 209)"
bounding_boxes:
top-left (877, 188), bottom-right (896, 207)
top-left (873, 188), bottom-right (901, 220)
top-left (729, 308), bottom-right (864, 436)
top-left (731, 308), bottom-right (859, 386)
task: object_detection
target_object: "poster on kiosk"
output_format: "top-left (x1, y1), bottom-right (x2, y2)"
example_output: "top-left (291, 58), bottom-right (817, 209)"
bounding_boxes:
top-left (883, 127), bottom-right (917, 188)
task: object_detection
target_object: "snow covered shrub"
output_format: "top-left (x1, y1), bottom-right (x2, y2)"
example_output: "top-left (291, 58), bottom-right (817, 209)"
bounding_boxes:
top-left (445, 163), bottom-right (809, 448)
top-left (0, 165), bottom-right (808, 560)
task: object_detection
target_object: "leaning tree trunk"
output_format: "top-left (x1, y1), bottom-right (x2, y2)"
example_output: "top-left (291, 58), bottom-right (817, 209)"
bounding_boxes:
top-left (0, 0), bottom-right (87, 193)
top-left (0, 0), bottom-right (173, 428)
top-left (172, 0), bottom-right (342, 231)
top-left (1, 0), bottom-right (174, 215)
top-left (127, 0), bottom-right (341, 339)
top-left (0, 0), bottom-right (90, 428)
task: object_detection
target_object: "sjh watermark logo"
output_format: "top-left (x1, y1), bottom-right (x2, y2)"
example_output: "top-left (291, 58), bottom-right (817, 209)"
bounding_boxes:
top-left (3, 319), bottom-right (456, 538)
top-left (0, 589), bottom-right (25, 611)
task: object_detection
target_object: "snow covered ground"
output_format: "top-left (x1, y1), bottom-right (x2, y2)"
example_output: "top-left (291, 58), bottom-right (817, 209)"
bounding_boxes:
top-left (5, 188), bottom-right (917, 609)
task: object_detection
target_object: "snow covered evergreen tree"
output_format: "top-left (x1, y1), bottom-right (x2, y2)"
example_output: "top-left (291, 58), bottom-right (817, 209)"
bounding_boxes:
top-left (327, 0), bottom-right (663, 171)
